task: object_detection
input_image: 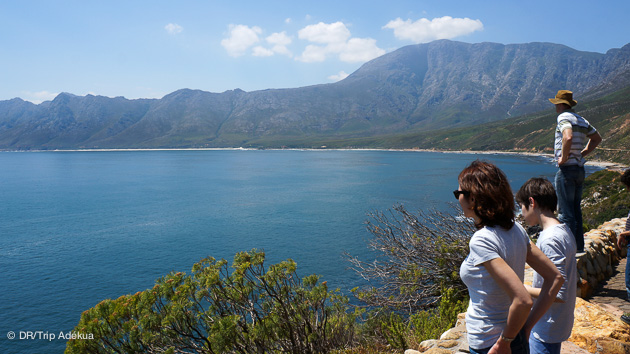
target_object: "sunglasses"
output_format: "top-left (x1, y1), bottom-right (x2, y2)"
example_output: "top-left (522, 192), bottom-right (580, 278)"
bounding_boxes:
top-left (453, 190), bottom-right (470, 200)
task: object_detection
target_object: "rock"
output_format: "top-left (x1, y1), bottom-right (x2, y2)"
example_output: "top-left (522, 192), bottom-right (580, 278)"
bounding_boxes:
top-left (440, 324), bottom-right (466, 340)
top-left (595, 252), bottom-right (608, 273)
top-left (607, 264), bottom-right (614, 277)
top-left (440, 329), bottom-right (463, 340)
top-left (418, 339), bottom-right (438, 351)
top-left (436, 340), bottom-right (459, 348)
top-left (592, 257), bottom-right (603, 275)
top-left (423, 349), bottom-right (454, 354)
top-left (586, 259), bottom-right (596, 275)
top-left (568, 298), bottom-right (630, 354)
top-left (578, 267), bottom-right (588, 280)
top-left (591, 237), bottom-right (605, 251)
top-left (577, 278), bottom-right (592, 298)
top-left (588, 275), bottom-right (599, 289)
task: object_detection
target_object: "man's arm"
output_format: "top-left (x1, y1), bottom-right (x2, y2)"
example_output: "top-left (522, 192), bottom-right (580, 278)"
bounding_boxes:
top-left (582, 131), bottom-right (602, 157)
top-left (617, 230), bottom-right (630, 249)
top-left (559, 128), bottom-right (573, 165)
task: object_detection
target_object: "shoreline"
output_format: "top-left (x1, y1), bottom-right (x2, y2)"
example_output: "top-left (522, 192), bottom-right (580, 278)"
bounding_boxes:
top-left (2, 147), bottom-right (625, 169)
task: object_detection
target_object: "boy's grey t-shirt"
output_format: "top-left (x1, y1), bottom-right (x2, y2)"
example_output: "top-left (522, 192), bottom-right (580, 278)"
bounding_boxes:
top-left (460, 223), bottom-right (529, 349)
top-left (531, 223), bottom-right (577, 343)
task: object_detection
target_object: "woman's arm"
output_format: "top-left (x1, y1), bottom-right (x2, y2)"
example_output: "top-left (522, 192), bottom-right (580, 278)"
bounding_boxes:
top-left (483, 257), bottom-right (534, 354)
top-left (522, 242), bottom-right (564, 337)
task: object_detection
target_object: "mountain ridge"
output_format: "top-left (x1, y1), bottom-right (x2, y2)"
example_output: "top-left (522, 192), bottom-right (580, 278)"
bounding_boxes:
top-left (1, 39), bottom-right (630, 150)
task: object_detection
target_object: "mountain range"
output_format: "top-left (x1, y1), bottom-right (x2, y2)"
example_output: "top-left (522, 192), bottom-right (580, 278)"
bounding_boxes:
top-left (1, 39), bottom-right (630, 150)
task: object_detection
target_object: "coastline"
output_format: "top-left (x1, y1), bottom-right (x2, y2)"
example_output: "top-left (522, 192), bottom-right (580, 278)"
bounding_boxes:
top-left (2, 147), bottom-right (625, 170)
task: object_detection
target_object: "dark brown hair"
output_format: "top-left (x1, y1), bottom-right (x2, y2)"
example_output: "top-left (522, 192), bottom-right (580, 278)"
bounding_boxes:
top-left (458, 160), bottom-right (515, 229)
top-left (621, 169), bottom-right (630, 188)
top-left (515, 177), bottom-right (557, 213)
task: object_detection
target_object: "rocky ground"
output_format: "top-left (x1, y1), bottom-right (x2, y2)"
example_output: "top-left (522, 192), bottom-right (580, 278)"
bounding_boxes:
top-left (568, 257), bottom-right (630, 354)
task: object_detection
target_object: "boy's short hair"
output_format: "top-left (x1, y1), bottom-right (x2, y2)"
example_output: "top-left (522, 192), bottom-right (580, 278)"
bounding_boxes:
top-left (516, 177), bottom-right (558, 213)
top-left (621, 169), bottom-right (630, 188)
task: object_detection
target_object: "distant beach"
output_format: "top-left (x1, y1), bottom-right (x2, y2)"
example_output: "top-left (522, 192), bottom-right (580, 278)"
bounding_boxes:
top-left (12, 147), bottom-right (625, 170)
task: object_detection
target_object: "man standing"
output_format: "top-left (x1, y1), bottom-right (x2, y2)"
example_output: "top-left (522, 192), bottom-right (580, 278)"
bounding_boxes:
top-left (549, 90), bottom-right (602, 253)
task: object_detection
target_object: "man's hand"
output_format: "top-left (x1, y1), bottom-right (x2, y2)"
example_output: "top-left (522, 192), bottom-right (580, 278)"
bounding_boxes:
top-left (618, 231), bottom-right (630, 250)
top-left (558, 154), bottom-right (568, 165)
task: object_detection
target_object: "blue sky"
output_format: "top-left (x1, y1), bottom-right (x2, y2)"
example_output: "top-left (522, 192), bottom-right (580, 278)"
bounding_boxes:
top-left (2, 0), bottom-right (629, 104)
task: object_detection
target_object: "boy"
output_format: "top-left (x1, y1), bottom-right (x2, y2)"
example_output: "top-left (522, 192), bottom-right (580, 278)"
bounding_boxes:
top-left (516, 177), bottom-right (577, 354)
top-left (616, 169), bottom-right (630, 325)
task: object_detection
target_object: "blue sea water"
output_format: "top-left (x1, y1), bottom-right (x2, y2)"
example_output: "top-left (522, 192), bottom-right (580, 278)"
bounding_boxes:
top-left (0, 150), bottom-right (600, 353)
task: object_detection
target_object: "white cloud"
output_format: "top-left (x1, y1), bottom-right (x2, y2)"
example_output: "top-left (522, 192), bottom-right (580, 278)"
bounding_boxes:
top-left (164, 23), bottom-right (183, 35)
top-left (266, 32), bottom-right (292, 57)
top-left (285, 18), bottom-right (292, 24)
top-left (298, 44), bottom-right (329, 63)
top-left (298, 21), bottom-right (350, 44)
top-left (328, 71), bottom-right (349, 82)
top-left (297, 21), bottom-right (384, 63)
top-left (219, 21), bottom-right (384, 64)
top-left (267, 32), bottom-right (292, 46)
top-left (252, 46), bottom-right (274, 57)
top-left (21, 90), bottom-right (58, 104)
top-left (221, 24), bottom-right (262, 57)
top-left (383, 16), bottom-right (483, 43)
top-left (340, 38), bottom-right (385, 63)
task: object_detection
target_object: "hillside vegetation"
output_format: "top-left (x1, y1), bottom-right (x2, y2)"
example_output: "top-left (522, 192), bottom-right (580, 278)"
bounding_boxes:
top-left (311, 85), bottom-right (630, 166)
top-left (581, 169), bottom-right (630, 230)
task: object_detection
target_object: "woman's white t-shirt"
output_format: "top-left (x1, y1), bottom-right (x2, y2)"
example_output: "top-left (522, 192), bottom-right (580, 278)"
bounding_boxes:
top-left (460, 223), bottom-right (530, 349)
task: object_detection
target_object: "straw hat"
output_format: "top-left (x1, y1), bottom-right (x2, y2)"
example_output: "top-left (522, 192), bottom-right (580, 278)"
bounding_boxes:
top-left (549, 90), bottom-right (577, 107)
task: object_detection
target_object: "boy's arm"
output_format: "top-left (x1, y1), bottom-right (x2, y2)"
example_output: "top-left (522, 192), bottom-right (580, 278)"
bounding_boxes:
top-left (524, 285), bottom-right (565, 303)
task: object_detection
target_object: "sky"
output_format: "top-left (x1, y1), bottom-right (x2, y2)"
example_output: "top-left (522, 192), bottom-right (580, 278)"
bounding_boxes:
top-left (2, 0), bottom-right (630, 104)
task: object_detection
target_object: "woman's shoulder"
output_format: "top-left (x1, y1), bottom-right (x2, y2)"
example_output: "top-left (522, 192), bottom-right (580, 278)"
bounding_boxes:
top-left (470, 226), bottom-right (503, 246)
top-left (480, 223), bottom-right (528, 245)
top-left (472, 226), bottom-right (494, 238)
top-left (481, 222), bottom-right (525, 235)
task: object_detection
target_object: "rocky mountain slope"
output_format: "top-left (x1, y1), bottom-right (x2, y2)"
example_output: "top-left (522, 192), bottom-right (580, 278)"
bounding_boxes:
top-left (1, 40), bottom-right (630, 150)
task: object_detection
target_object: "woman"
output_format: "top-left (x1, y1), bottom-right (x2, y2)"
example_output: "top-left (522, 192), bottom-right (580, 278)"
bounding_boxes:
top-left (457, 160), bottom-right (564, 354)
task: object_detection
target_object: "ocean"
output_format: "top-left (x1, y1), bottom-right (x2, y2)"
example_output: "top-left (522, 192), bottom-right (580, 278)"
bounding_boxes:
top-left (0, 150), bottom-right (600, 353)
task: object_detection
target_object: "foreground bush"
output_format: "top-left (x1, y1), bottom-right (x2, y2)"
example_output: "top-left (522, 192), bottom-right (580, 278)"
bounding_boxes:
top-left (346, 204), bottom-right (474, 313)
top-left (352, 288), bottom-right (468, 352)
top-left (66, 249), bottom-right (357, 354)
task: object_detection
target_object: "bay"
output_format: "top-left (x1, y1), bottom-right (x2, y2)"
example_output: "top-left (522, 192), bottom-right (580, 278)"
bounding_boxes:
top-left (0, 150), bottom-right (600, 353)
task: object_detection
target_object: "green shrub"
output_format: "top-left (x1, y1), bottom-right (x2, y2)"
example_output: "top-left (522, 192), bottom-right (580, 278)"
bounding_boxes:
top-left (358, 289), bottom-right (468, 352)
top-left (408, 288), bottom-right (467, 344)
top-left (356, 288), bottom-right (468, 351)
top-left (66, 249), bottom-right (357, 354)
